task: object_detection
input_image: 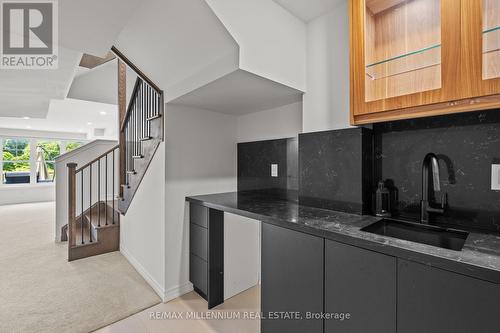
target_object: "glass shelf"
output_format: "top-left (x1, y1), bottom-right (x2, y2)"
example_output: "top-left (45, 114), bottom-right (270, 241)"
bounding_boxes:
top-left (365, 44), bottom-right (441, 80)
top-left (483, 25), bottom-right (500, 55)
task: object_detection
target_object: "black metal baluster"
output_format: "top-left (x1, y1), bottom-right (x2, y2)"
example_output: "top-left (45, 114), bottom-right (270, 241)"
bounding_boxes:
top-left (138, 89), bottom-right (141, 151)
top-left (148, 85), bottom-right (151, 136)
top-left (128, 121), bottom-right (131, 174)
top-left (81, 170), bottom-right (84, 245)
top-left (138, 83), bottom-right (142, 154)
top-left (130, 106), bottom-right (133, 161)
top-left (112, 149), bottom-right (115, 225)
top-left (140, 85), bottom-right (144, 145)
top-left (134, 100), bottom-right (137, 159)
top-left (157, 92), bottom-right (160, 117)
top-left (147, 86), bottom-right (151, 136)
top-left (105, 154), bottom-right (108, 225)
top-left (98, 159), bottom-right (101, 227)
top-left (89, 165), bottom-right (92, 243)
top-left (145, 84), bottom-right (148, 137)
top-left (152, 89), bottom-right (156, 118)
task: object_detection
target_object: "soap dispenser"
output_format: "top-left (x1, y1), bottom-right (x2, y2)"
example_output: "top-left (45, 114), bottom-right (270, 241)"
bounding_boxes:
top-left (375, 181), bottom-right (392, 217)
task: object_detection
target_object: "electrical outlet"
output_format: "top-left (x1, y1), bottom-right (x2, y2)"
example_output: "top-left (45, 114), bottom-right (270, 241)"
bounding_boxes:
top-left (492, 164), bottom-right (500, 190)
top-left (271, 164), bottom-right (278, 177)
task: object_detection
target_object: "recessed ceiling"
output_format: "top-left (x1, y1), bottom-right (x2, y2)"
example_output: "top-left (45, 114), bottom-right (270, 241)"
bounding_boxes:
top-left (169, 69), bottom-right (303, 115)
top-left (0, 98), bottom-right (117, 140)
top-left (273, 0), bottom-right (344, 22)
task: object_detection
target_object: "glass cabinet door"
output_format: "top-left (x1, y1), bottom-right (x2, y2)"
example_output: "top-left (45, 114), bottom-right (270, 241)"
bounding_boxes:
top-left (483, 0), bottom-right (500, 80)
top-left (364, 0), bottom-right (442, 102)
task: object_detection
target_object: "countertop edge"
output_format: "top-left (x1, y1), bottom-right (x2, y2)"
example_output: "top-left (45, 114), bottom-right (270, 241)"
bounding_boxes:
top-left (186, 196), bottom-right (500, 285)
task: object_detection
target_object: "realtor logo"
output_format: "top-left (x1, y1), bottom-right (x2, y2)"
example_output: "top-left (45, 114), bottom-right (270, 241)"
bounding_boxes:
top-left (1, 0), bottom-right (58, 69)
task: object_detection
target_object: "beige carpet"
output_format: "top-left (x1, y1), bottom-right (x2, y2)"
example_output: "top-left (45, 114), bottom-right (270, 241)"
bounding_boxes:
top-left (0, 202), bottom-right (161, 333)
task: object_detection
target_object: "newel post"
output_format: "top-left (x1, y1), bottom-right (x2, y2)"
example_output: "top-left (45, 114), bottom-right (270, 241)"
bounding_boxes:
top-left (67, 163), bottom-right (77, 253)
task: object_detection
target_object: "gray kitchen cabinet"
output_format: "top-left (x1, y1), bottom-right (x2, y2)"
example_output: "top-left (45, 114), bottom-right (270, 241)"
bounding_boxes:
top-left (398, 259), bottom-right (500, 333)
top-left (189, 203), bottom-right (223, 309)
top-left (325, 240), bottom-right (397, 333)
top-left (261, 223), bottom-right (324, 333)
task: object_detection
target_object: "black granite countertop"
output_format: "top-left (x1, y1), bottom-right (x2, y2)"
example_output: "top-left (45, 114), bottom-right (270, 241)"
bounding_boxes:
top-left (186, 191), bottom-right (500, 284)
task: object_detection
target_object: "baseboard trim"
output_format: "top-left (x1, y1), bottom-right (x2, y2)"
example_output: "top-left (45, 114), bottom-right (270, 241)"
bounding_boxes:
top-left (163, 282), bottom-right (194, 303)
top-left (120, 245), bottom-right (166, 301)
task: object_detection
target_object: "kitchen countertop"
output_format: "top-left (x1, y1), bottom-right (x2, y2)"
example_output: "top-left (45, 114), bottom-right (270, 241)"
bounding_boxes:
top-left (186, 191), bottom-right (500, 284)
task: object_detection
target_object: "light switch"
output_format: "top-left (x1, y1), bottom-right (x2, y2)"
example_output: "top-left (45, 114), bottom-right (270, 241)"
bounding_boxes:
top-left (271, 164), bottom-right (278, 177)
top-left (492, 164), bottom-right (500, 190)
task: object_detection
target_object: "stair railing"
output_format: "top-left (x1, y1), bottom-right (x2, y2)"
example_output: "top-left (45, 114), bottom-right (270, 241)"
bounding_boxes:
top-left (111, 46), bottom-right (164, 199)
top-left (121, 78), bottom-right (163, 188)
top-left (67, 145), bottom-right (119, 248)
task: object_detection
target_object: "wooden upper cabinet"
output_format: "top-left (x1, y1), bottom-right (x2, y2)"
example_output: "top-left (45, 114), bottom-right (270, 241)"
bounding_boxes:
top-left (350, 0), bottom-right (500, 124)
top-left (462, 0), bottom-right (500, 96)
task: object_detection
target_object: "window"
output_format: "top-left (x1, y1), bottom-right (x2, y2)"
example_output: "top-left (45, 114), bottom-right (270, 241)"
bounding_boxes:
top-left (0, 137), bottom-right (88, 186)
top-left (2, 138), bottom-right (31, 184)
top-left (36, 141), bottom-right (61, 183)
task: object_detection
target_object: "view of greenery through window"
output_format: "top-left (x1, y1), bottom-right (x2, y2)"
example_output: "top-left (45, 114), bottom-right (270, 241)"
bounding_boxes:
top-left (2, 139), bottom-right (86, 184)
top-left (2, 139), bottom-right (31, 184)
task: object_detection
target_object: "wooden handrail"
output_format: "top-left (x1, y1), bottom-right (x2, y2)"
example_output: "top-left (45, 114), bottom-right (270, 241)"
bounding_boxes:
top-left (120, 77), bottom-right (141, 131)
top-left (111, 46), bottom-right (162, 93)
top-left (75, 145), bottom-right (119, 173)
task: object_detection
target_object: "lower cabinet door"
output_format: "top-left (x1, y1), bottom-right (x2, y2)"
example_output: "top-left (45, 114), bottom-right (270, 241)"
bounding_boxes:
top-left (190, 254), bottom-right (207, 297)
top-left (325, 240), bottom-right (396, 333)
top-left (398, 259), bottom-right (500, 333)
top-left (261, 223), bottom-right (324, 333)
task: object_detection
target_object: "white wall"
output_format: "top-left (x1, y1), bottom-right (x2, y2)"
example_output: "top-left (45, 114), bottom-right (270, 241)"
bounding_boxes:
top-left (303, 1), bottom-right (352, 132)
top-left (68, 60), bottom-right (118, 105)
top-left (0, 128), bottom-right (87, 141)
top-left (55, 140), bottom-right (118, 242)
top-left (164, 104), bottom-right (237, 301)
top-left (0, 184), bottom-right (54, 206)
top-left (237, 101), bottom-right (303, 142)
top-left (120, 143), bottom-right (166, 300)
top-left (205, 0), bottom-right (307, 91)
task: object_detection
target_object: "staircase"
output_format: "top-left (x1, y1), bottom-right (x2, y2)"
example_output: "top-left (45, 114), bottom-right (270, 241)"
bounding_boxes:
top-left (64, 47), bottom-right (164, 261)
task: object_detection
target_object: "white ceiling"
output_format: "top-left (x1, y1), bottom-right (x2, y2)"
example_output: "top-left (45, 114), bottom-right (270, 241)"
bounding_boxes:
top-left (0, 47), bottom-right (81, 118)
top-left (272, 0), bottom-right (343, 22)
top-left (0, 0), bottom-right (140, 119)
top-left (170, 69), bottom-right (303, 115)
top-left (60, 0), bottom-right (142, 57)
top-left (0, 98), bottom-right (118, 140)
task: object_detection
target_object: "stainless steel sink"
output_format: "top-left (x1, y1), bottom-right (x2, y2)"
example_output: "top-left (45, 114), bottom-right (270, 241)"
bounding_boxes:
top-left (361, 219), bottom-right (469, 251)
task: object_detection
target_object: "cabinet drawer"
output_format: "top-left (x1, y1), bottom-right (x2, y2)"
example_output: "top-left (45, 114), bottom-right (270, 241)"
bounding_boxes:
top-left (190, 204), bottom-right (208, 228)
top-left (190, 223), bottom-right (208, 261)
top-left (190, 254), bottom-right (207, 296)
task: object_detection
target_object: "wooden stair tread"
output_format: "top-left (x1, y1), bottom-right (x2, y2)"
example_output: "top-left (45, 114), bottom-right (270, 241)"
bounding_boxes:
top-left (84, 212), bottom-right (120, 229)
top-left (70, 219), bottom-right (97, 247)
top-left (146, 114), bottom-right (161, 121)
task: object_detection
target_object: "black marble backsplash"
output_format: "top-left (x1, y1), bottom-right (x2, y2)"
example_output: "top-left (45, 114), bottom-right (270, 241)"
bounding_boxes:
top-left (374, 109), bottom-right (500, 232)
top-left (237, 110), bottom-right (500, 233)
top-left (237, 138), bottom-right (298, 201)
top-left (299, 128), bottom-right (373, 214)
